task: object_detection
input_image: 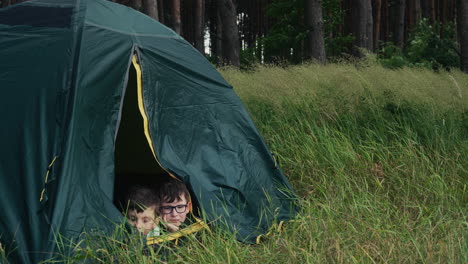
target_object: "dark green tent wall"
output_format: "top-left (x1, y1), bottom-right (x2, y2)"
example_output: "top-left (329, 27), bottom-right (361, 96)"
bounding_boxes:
top-left (0, 0), bottom-right (298, 263)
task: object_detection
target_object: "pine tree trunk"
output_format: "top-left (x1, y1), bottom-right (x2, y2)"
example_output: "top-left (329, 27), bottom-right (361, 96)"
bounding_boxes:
top-left (143, 0), bottom-right (158, 21)
top-left (305, 0), bottom-right (326, 63)
top-left (373, 0), bottom-right (382, 51)
top-left (215, 7), bottom-right (223, 62)
top-left (441, 0), bottom-right (447, 23)
top-left (428, 0), bottom-right (436, 23)
top-left (194, 0), bottom-right (205, 54)
top-left (209, 0), bottom-right (224, 63)
top-left (381, 0), bottom-right (389, 43)
top-left (458, 0), bottom-right (468, 73)
top-left (158, 0), bottom-right (165, 24)
top-left (182, 1), bottom-right (194, 44)
top-left (365, 0), bottom-right (374, 51)
top-left (395, 0), bottom-right (406, 48)
top-left (421, 0), bottom-right (427, 19)
top-left (172, 0), bottom-right (182, 35)
top-left (218, 0), bottom-right (240, 67)
top-left (415, 0), bottom-right (422, 21)
top-left (448, 0), bottom-right (456, 22)
top-left (208, 0), bottom-right (222, 62)
top-left (352, 0), bottom-right (374, 56)
top-left (407, 0), bottom-right (413, 27)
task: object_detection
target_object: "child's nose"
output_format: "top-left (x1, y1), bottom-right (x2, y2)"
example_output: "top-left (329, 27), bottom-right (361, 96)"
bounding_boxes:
top-left (136, 221), bottom-right (145, 230)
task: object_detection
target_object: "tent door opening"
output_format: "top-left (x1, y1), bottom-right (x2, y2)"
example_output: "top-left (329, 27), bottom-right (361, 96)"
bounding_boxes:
top-left (113, 56), bottom-right (168, 209)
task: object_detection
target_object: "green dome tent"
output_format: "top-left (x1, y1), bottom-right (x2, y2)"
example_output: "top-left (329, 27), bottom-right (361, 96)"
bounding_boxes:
top-left (0, 0), bottom-right (298, 263)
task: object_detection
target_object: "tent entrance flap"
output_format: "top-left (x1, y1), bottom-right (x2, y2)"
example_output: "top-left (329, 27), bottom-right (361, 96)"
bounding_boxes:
top-left (113, 60), bottom-right (165, 206)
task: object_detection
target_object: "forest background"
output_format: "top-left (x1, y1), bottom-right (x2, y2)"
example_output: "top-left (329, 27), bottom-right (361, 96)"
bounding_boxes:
top-left (2, 0), bottom-right (468, 72)
top-left (0, 1), bottom-right (467, 263)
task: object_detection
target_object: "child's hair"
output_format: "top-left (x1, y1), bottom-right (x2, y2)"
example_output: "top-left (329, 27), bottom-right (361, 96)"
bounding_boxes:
top-left (158, 179), bottom-right (190, 203)
top-left (125, 185), bottom-right (159, 213)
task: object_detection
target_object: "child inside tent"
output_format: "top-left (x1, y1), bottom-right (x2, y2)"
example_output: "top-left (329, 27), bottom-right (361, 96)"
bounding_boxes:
top-left (146, 178), bottom-right (209, 247)
top-left (125, 185), bottom-right (161, 238)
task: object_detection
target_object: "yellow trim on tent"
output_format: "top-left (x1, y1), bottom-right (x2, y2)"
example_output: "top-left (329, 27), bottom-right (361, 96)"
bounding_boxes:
top-left (131, 55), bottom-right (177, 180)
top-left (277, 220), bottom-right (285, 232)
top-left (146, 217), bottom-right (208, 245)
top-left (255, 234), bottom-right (263, 244)
top-left (255, 220), bottom-right (286, 244)
top-left (132, 55), bottom-right (157, 161)
top-left (39, 156), bottom-right (58, 202)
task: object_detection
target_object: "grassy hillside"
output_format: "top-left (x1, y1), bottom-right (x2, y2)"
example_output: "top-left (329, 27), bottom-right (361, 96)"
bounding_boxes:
top-left (3, 64), bottom-right (468, 263)
top-left (216, 64), bottom-right (468, 263)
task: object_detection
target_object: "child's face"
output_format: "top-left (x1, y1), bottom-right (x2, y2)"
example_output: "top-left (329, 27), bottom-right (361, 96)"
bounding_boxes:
top-left (160, 194), bottom-right (190, 227)
top-left (128, 206), bottom-right (158, 236)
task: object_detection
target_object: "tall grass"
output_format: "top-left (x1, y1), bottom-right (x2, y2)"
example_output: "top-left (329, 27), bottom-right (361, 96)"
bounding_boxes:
top-left (3, 63), bottom-right (467, 263)
top-left (219, 63), bottom-right (468, 263)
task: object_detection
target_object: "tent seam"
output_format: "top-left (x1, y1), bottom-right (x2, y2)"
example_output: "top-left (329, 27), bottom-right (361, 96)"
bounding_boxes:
top-left (84, 21), bottom-right (182, 39)
top-left (21, 2), bottom-right (74, 8)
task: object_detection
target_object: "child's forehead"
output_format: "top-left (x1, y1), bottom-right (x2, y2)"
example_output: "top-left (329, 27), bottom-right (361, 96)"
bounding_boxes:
top-left (161, 193), bottom-right (187, 203)
top-left (128, 205), bottom-right (157, 215)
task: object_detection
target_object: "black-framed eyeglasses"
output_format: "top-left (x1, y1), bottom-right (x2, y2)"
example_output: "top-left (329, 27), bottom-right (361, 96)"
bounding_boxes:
top-left (159, 204), bottom-right (188, 214)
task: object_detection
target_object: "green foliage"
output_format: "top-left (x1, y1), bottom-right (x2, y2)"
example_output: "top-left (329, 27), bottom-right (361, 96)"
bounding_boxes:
top-left (261, 0), bottom-right (353, 64)
top-left (406, 19), bottom-right (460, 70)
top-left (378, 42), bottom-right (408, 69)
top-left (239, 47), bottom-right (259, 71)
top-left (205, 53), bottom-right (220, 66)
top-left (262, 0), bottom-right (306, 64)
top-left (322, 0), bottom-right (354, 57)
top-left (378, 19), bottom-right (460, 70)
top-left (207, 49), bottom-right (259, 71)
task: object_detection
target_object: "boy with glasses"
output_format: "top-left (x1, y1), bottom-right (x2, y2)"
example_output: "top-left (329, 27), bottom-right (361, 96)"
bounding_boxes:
top-left (146, 178), bottom-right (208, 252)
top-left (157, 178), bottom-right (192, 233)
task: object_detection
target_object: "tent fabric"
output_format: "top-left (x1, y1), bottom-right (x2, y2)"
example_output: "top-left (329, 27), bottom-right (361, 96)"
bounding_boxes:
top-left (0, 0), bottom-right (298, 263)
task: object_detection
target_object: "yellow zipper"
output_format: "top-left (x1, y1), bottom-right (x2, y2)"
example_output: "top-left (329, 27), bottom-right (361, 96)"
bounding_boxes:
top-left (39, 156), bottom-right (58, 202)
top-left (131, 55), bottom-right (178, 180)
